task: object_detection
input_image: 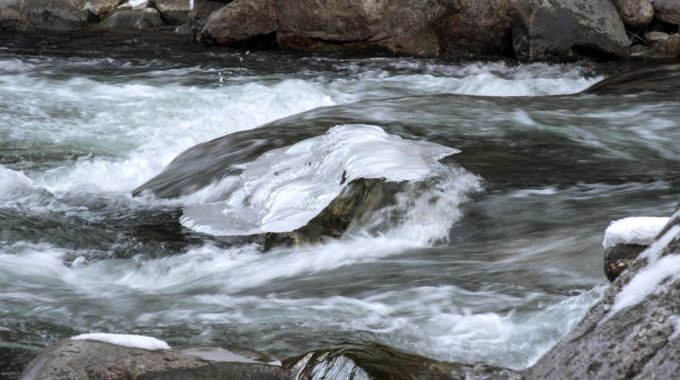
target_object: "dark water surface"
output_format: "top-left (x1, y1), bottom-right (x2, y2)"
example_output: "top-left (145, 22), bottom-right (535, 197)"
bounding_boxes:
top-left (1, 32), bottom-right (678, 378)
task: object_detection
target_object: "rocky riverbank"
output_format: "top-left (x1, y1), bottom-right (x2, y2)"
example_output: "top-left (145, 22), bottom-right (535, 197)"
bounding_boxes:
top-left (3, 0), bottom-right (680, 61)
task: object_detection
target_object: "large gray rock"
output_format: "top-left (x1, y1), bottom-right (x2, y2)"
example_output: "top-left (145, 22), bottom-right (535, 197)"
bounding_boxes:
top-left (284, 343), bottom-right (521, 380)
top-left (436, 0), bottom-right (515, 57)
top-left (653, 0), bottom-right (680, 25)
top-left (81, 0), bottom-right (119, 22)
top-left (613, 0), bottom-right (653, 29)
top-left (10, 0), bottom-right (86, 30)
top-left (151, 0), bottom-right (190, 25)
top-left (189, 0), bottom-right (231, 38)
top-left (512, 0), bottom-right (630, 61)
top-left (98, 7), bottom-right (164, 29)
top-left (527, 209), bottom-right (680, 379)
top-left (21, 339), bottom-right (289, 380)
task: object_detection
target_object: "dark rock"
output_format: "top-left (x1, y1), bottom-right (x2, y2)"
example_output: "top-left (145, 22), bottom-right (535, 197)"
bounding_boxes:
top-left (512, 0), bottom-right (630, 61)
top-left (0, 5), bottom-right (28, 30)
top-left (644, 33), bottom-right (680, 58)
top-left (653, 0), bottom-right (680, 25)
top-left (151, 0), bottom-right (190, 25)
top-left (583, 63), bottom-right (680, 94)
top-left (604, 243), bottom-right (646, 282)
top-left (283, 342), bottom-right (521, 380)
top-left (98, 8), bottom-right (165, 29)
top-left (81, 0), bottom-right (120, 23)
top-left (263, 178), bottom-right (404, 250)
top-left (200, 0), bottom-right (277, 47)
top-left (13, 0), bottom-right (86, 31)
top-left (527, 209), bottom-right (680, 379)
top-left (173, 22), bottom-right (191, 34)
top-left (189, 0), bottom-right (231, 39)
top-left (645, 31), bottom-right (670, 44)
top-left (436, 0), bottom-right (515, 57)
top-left (613, 0), bottom-right (653, 29)
top-left (21, 339), bottom-right (289, 380)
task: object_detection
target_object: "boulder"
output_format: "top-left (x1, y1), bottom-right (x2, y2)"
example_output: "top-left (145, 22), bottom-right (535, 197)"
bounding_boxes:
top-left (613, 0), bottom-right (653, 29)
top-left (151, 0), bottom-right (190, 25)
top-left (81, 0), bottom-right (119, 22)
top-left (644, 33), bottom-right (680, 58)
top-left (645, 31), bottom-right (670, 44)
top-left (527, 209), bottom-right (680, 379)
top-left (21, 339), bottom-right (289, 380)
top-left (200, 0), bottom-right (457, 56)
top-left (436, 0), bottom-right (515, 57)
top-left (512, 0), bottom-right (630, 61)
top-left (14, 0), bottom-right (86, 30)
top-left (284, 342), bottom-right (521, 380)
top-left (189, 0), bottom-right (231, 38)
top-left (98, 7), bottom-right (164, 29)
top-left (0, 5), bottom-right (27, 30)
top-left (653, 0), bottom-right (680, 25)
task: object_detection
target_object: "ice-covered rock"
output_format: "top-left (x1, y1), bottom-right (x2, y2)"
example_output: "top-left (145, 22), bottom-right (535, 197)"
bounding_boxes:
top-left (71, 333), bottom-right (171, 351)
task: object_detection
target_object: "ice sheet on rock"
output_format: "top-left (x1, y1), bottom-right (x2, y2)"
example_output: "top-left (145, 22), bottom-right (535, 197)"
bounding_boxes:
top-left (180, 124), bottom-right (460, 236)
top-left (71, 333), bottom-right (171, 350)
top-left (602, 216), bottom-right (670, 249)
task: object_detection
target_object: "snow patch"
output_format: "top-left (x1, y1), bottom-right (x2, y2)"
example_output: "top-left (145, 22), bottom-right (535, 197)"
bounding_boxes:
top-left (603, 217), bottom-right (670, 249)
top-left (71, 333), bottom-right (171, 350)
top-left (670, 315), bottom-right (680, 340)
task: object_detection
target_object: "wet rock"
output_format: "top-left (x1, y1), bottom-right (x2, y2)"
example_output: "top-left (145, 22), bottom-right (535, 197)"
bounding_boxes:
top-left (98, 8), bottom-right (164, 29)
top-left (0, 5), bottom-right (27, 30)
top-left (200, 0), bottom-right (278, 47)
top-left (644, 33), bottom-right (680, 58)
top-left (604, 243), bottom-right (646, 282)
top-left (151, 0), bottom-right (190, 25)
top-left (81, 0), bottom-right (120, 22)
top-left (527, 209), bottom-right (680, 379)
top-left (263, 178), bottom-right (403, 250)
top-left (512, 0), bottom-right (630, 61)
top-left (583, 63), bottom-right (680, 94)
top-left (10, 0), bottom-right (86, 31)
top-left (435, 0), bottom-right (514, 57)
top-left (613, 0), bottom-right (653, 29)
top-left (653, 0), bottom-right (680, 25)
top-left (21, 339), bottom-right (289, 380)
top-left (173, 22), bottom-right (191, 34)
top-left (284, 342), bottom-right (521, 380)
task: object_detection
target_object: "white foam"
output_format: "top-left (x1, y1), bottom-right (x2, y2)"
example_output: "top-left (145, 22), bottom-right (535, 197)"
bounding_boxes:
top-left (603, 217), bottom-right (670, 249)
top-left (71, 333), bottom-right (170, 350)
top-left (180, 124), bottom-right (460, 235)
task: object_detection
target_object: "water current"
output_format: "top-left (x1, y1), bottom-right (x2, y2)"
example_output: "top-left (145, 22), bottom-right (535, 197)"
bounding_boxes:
top-left (0, 32), bottom-right (678, 378)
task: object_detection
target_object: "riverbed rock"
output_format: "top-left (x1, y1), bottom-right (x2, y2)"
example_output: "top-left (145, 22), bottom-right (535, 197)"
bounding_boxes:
top-left (81, 0), bottom-right (120, 22)
top-left (653, 0), bottom-right (680, 25)
top-left (98, 7), bottom-right (164, 29)
top-left (435, 0), bottom-right (514, 57)
top-left (189, 0), bottom-right (231, 38)
top-left (645, 33), bottom-right (680, 58)
top-left (284, 342), bottom-right (521, 380)
top-left (21, 339), bottom-right (289, 380)
top-left (0, 5), bottom-right (27, 30)
top-left (151, 0), bottom-right (190, 25)
top-left (613, 0), bottom-right (653, 29)
top-left (11, 0), bottom-right (86, 30)
top-left (604, 243), bottom-right (646, 281)
top-left (645, 31), bottom-right (670, 44)
top-left (527, 209), bottom-right (680, 379)
top-left (512, 0), bottom-right (630, 61)
top-left (583, 63), bottom-right (680, 94)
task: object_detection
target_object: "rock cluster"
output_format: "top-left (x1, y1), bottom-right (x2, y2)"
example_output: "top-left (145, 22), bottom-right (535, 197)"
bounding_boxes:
top-left (3, 0), bottom-right (680, 60)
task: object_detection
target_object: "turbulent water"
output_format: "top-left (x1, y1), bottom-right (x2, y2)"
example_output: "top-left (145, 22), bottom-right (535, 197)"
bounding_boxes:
top-left (1, 33), bottom-right (679, 378)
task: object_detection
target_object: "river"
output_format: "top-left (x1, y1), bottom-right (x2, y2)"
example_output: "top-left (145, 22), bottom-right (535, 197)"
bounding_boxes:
top-left (0, 32), bottom-right (678, 378)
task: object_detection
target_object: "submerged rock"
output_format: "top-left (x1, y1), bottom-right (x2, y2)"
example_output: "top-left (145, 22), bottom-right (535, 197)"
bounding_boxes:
top-left (528, 209), bottom-right (680, 379)
top-left (512, 0), bottom-right (630, 61)
top-left (583, 64), bottom-right (680, 94)
top-left (284, 343), bottom-right (520, 380)
top-left (21, 339), bottom-right (289, 380)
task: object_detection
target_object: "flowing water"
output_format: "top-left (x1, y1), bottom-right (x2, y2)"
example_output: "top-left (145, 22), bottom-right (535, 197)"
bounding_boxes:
top-left (1, 32), bottom-right (679, 378)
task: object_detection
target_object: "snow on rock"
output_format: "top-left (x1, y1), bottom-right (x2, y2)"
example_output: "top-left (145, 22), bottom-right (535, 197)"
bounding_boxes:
top-left (71, 333), bottom-right (171, 351)
top-left (602, 216), bottom-right (670, 249)
top-left (609, 215), bottom-right (680, 315)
